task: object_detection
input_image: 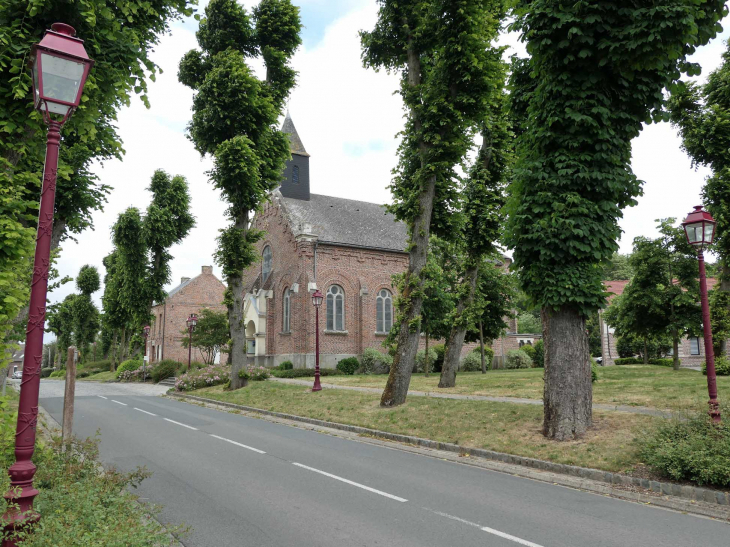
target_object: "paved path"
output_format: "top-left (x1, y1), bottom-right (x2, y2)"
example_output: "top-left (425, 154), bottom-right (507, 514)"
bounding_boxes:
top-left (31, 379), bottom-right (727, 547)
top-left (271, 378), bottom-right (672, 417)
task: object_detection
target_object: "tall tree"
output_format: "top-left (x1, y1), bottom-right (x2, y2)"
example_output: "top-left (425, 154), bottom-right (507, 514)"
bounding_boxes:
top-left (0, 0), bottom-right (196, 360)
top-left (178, 0), bottom-right (301, 389)
top-left (439, 91), bottom-right (511, 388)
top-left (361, 0), bottom-right (507, 406)
top-left (668, 42), bottom-right (730, 355)
top-left (602, 253), bottom-right (633, 281)
top-left (180, 308), bottom-right (229, 365)
top-left (71, 265), bottom-right (101, 363)
top-left (45, 294), bottom-right (76, 362)
top-left (506, 0), bottom-right (726, 440)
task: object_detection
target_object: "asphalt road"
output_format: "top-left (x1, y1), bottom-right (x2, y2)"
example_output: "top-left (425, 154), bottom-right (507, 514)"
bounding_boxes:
top-left (33, 380), bottom-right (729, 547)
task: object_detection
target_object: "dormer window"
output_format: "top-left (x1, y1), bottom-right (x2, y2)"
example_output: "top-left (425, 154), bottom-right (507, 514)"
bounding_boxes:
top-left (262, 245), bottom-right (272, 282)
top-left (292, 165), bottom-right (300, 184)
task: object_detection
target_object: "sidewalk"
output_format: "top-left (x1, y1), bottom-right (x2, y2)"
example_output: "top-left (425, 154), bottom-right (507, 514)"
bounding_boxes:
top-left (270, 377), bottom-right (672, 417)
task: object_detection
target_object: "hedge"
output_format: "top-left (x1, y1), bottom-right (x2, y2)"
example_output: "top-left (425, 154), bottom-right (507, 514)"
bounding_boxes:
top-left (270, 368), bottom-right (343, 378)
top-left (613, 357), bottom-right (643, 365)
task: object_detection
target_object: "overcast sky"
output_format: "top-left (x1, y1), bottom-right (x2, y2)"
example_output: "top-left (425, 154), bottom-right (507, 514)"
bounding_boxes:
top-left (50, 0), bottom-right (730, 312)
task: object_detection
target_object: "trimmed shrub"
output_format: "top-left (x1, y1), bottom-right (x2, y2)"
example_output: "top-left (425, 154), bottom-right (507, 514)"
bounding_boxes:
top-left (648, 358), bottom-right (675, 367)
top-left (270, 368), bottom-right (343, 378)
top-left (702, 356), bottom-right (730, 376)
top-left (613, 357), bottom-right (643, 365)
top-left (415, 348), bottom-right (438, 373)
top-left (459, 352), bottom-right (484, 372)
top-left (278, 360), bottom-right (294, 370)
top-left (175, 364), bottom-right (230, 391)
top-left (505, 349), bottom-right (532, 369)
top-left (115, 359), bottom-right (142, 379)
top-left (41, 368), bottom-right (53, 378)
top-left (49, 370), bottom-right (65, 378)
top-left (532, 340), bottom-right (544, 368)
top-left (520, 344), bottom-right (536, 364)
top-left (639, 405), bottom-right (730, 487)
top-left (360, 348), bottom-right (392, 374)
top-left (336, 357), bottom-right (360, 375)
top-left (151, 360), bottom-right (179, 383)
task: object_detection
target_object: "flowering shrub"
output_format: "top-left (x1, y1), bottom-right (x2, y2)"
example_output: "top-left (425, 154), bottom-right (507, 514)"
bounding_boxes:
top-left (120, 364), bottom-right (153, 382)
top-left (247, 365), bottom-right (270, 381)
top-left (175, 364), bottom-right (231, 392)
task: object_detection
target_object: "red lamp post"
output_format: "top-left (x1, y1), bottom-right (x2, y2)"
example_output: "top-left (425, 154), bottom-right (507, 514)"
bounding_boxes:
top-left (311, 290), bottom-right (324, 392)
top-left (682, 205), bottom-right (721, 424)
top-left (142, 325), bottom-right (151, 382)
top-left (2, 24), bottom-right (93, 545)
top-left (186, 314), bottom-right (198, 372)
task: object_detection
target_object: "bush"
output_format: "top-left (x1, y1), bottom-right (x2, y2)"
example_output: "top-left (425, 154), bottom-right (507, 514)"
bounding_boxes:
top-left (614, 357), bottom-right (643, 365)
top-left (120, 364), bottom-right (152, 382)
top-left (591, 363), bottom-right (598, 383)
top-left (151, 360), bottom-right (179, 383)
top-left (459, 352), bottom-right (485, 372)
top-left (648, 358), bottom-right (675, 367)
top-left (336, 357), bottom-right (360, 375)
top-left (175, 364), bottom-right (230, 391)
top-left (415, 348), bottom-right (438, 373)
top-left (270, 368), bottom-right (343, 378)
top-left (360, 348), bottom-right (392, 374)
top-left (505, 349), bottom-right (532, 369)
top-left (520, 344), bottom-right (536, 364)
top-left (471, 345), bottom-right (495, 365)
top-left (248, 365), bottom-right (270, 381)
top-left (702, 356), bottom-right (730, 376)
top-left (77, 371), bottom-right (90, 379)
top-left (40, 368), bottom-right (53, 378)
top-left (639, 405), bottom-right (730, 487)
top-left (115, 359), bottom-right (142, 379)
top-left (49, 370), bottom-right (65, 378)
top-left (278, 360), bottom-right (294, 370)
top-left (532, 340), bottom-right (544, 368)
top-left (431, 344), bottom-right (446, 373)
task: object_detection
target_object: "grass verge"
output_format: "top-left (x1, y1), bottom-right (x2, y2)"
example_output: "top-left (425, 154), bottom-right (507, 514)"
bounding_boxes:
top-left (80, 370), bottom-right (117, 382)
top-left (192, 382), bottom-right (655, 473)
top-left (316, 366), bottom-right (727, 411)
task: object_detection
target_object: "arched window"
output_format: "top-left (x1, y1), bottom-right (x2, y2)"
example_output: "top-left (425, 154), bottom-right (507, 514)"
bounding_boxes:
top-left (326, 285), bottom-right (344, 331)
top-left (262, 246), bottom-right (272, 282)
top-left (376, 289), bottom-right (393, 333)
top-left (292, 165), bottom-right (300, 184)
top-left (283, 288), bottom-right (291, 332)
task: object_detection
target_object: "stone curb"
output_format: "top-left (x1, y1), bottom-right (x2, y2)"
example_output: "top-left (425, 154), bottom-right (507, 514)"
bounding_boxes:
top-left (169, 391), bottom-right (730, 520)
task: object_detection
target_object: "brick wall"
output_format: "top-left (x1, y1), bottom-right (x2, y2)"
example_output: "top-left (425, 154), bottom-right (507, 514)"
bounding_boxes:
top-left (147, 266), bottom-right (227, 366)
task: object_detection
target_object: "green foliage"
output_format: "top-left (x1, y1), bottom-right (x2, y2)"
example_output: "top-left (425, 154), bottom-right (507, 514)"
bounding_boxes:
top-left (505, 349), bottom-right (532, 370)
top-left (415, 348), bottom-right (439, 373)
top-left (49, 370), bottom-right (64, 378)
top-left (639, 404), bottom-right (730, 487)
top-left (614, 333), bottom-right (671, 361)
top-left (336, 357), bottom-right (360, 376)
top-left (151, 360), bottom-right (179, 383)
top-left (180, 308), bottom-right (229, 365)
top-left (710, 289), bottom-right (730, 356)
top-left (360, 348), bottom-right (393, 375)
top-left (602, 253), bottom-right (633, 281)
top-left (532, 340), bottom-right (544, 368)
top-left (247, 365), bottom-right (270, 381)
top-left (175, 363), bottom-right (230, 391)
top-left (46, 294), bottom-right (76, 354)
top-left (520, 344), bottom-right (536, 364)
top-left (471, 345), bottom-right (495, 368)
top-left (614, 358), bottom-right (644, 366)
top-left (278, 360), bottom-right (294, 370)
top-left (71, 265), bottom-right (101, 362)
top-left (270, 368), bottom-right (343, 379)
top-left (591, 364), bottom-right (598, 383)
top-left (586, 313), bottom-right (602, 358)
top-left (115, 359), bottom-right (142, 379)
top-left (459, 352), bottom-right (486, 372)
top-left (702, 357), bottom-right (730, 376)
top-left (40, 368), bottom-right (53, 378)
top-left (506, 0), bottom-right (727, 315)
top-left (517, 313), bottom-right (541, 334)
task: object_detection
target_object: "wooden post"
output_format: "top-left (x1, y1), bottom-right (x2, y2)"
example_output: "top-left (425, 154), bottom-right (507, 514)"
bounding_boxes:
top-left (62, 346), bottom-right (77, 443)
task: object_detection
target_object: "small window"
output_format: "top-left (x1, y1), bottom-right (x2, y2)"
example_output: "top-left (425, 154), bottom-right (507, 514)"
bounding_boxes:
top-left (283, 288), bottom-right (291, 332)
top-left (327, 285), bottom-right (345, 331)
top-left (292, 165), bottom-right (300, 184)
top-left (376, 289), bottom-right (393, 333)
top-left (690, 337), bottom-right (700, 355)
top-left (262, 246), bottom-right (272, 282)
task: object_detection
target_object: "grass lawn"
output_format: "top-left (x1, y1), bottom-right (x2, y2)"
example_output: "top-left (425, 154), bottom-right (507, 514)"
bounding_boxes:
top-left (79, 371), bottom-right (117, 382)
top-left (316, 366), bottom-right (728, 411)
top-left (191, 382), bottom-right (656, 473)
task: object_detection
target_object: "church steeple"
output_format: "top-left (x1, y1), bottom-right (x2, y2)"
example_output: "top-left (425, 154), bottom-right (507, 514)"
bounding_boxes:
top-left (279, 112), bottom-right (310, 201)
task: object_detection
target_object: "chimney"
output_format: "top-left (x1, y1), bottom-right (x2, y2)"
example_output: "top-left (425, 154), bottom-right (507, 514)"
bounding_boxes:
top-left (181, 277), bottom-right (191, 285)
top-left (201, 265), bottom-right (213, 275)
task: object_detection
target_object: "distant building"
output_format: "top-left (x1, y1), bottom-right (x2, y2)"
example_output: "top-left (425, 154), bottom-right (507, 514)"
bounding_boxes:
top-left (5, 343), bottom-right (24, 375)
top-left (146, 266), bottom-right (227, 364)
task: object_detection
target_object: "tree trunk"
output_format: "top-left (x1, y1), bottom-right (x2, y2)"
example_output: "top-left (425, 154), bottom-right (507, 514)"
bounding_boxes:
top-left (121, 327), bottom-right (128, 361)
top-left (643, 338), bottom-right (648, 364)
top-left (439, 264), bottom-right (479, 388)
top-left (542, 306), bottom-right (592, 440)
top-left (424, 333), bottom-right (430, 377)
top-left (479, 321), bottom-right (486, 374)
top-left (672, 328), bottom-right (680, 370)
top-left (111, 330), bottom-right (118, 371)
top-left (229, 214), bottom-right (250, 391)
top-left (380, 39), bottom-right (434, 408)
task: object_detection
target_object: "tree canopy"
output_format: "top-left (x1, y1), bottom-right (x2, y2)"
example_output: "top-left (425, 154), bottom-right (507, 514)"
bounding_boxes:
top-left (180, 308), bottom-right (229, 365)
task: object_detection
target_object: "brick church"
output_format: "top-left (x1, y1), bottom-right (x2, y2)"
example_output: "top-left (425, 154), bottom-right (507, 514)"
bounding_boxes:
top-left (240, 114), bottom-right (532, 369)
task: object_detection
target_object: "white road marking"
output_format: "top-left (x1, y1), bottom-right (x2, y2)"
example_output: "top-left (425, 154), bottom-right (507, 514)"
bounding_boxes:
top-left (292, 462), bottom-right (407, 502)
top-left (164, 418), bottom-right (198, 430)
top-left (210, 434), bottom-right (266, 454)
top-left (111, 400), bottom-right (127, 406)
top-left (134, 408), bottom-right (157, 417)
top-left (428, 509), bottom-right (544, 547)
top-left (97, 395), bottom-right (107, 400)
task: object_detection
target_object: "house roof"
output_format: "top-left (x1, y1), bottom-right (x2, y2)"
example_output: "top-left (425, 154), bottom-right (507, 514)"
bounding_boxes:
top-left (6, 343), bottom-right (24, 363)
top-left (604, 278), bottom-right (719, 304)
top-left (282, 112), bottom-right (309, 157)
top-left (166, 277), bottom-right (194, 299)
top-left (279, 191), bottom-right (408, 252)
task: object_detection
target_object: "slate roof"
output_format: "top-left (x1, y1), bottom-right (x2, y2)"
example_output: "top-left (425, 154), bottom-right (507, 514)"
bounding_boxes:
top-left (166, 277), bottom-right (194, 299)
top-left (279, 191), bottom-right (408, 252)
top-left (282, 112), bottom-right (309, 157)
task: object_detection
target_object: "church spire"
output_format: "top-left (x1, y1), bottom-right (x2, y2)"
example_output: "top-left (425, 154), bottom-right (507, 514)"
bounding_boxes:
top-left (281, 111), bottom-right (310, 157)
